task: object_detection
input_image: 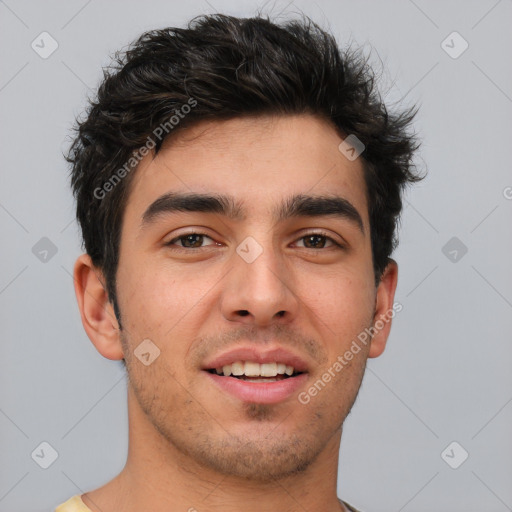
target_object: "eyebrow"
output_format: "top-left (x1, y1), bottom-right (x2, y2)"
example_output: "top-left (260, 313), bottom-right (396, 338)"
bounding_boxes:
top-left (140, 192), bottom-right (365, 235)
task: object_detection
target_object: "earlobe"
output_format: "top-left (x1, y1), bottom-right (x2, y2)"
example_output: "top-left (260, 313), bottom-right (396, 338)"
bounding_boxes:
top-left (368, 259), bottom-right (399, 358)
top-left (73, 253), bottom-right (124, 361)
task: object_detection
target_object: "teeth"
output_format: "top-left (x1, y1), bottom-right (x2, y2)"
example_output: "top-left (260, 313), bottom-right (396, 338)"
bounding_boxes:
top-left (231, 361), bottom-right (244, 376)
top-left (213, 361), bottom-right (296, 377)
top-left (244, 361), bottom-right (260, 377)
top-left (260, 362), bottom-right (277, 377)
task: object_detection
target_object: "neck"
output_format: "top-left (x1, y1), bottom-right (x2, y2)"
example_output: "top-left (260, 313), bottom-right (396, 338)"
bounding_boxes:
top-left (83, 387), bottom-right (346, 512)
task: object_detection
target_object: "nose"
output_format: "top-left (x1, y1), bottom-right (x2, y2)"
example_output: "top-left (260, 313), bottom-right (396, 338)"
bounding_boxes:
top-left (220, 237), bottom-right (299, 327)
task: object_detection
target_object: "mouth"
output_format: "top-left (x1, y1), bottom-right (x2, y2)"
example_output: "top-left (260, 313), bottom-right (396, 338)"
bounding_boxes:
top-left (206, 361), bottom-right (305, 382)
top-left (203, 360), bottom-right (308, 404)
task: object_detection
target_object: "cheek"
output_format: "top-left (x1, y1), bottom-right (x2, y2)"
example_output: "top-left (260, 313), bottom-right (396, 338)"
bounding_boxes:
top-left (301, 268), bottom-right (375, 340)
top-left (117, 261), bottom-right (217, 353)
top-left (116, 262), bottom-right (178, 336)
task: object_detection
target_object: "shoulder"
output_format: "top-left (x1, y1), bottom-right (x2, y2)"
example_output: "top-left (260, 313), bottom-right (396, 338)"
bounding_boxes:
top-left (55, 495), bottom-right (92, 512)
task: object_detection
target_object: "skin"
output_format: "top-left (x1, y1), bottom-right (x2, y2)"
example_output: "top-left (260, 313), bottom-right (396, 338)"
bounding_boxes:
top-left (73, 114), bottom-right (398, 512)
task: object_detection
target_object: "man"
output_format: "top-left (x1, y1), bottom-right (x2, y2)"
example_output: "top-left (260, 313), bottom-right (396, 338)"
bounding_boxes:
top-left (57, 12), bottom-right (423, 512)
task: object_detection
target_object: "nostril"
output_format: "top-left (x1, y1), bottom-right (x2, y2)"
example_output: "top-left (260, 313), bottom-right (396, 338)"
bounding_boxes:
top-left (238, 310), bottom-right (249, 316)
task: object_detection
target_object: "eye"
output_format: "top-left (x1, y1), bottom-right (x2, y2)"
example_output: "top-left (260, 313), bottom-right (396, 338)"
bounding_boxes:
top-left (294, 231), bottom-right (344, 250)
top-left (166, 232), bottom-right (217, 249)
top-left (165, 231), bottom-right (344, 251)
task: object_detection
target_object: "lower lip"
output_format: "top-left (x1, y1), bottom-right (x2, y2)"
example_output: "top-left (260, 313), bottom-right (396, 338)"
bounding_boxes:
top-left (204, 371), bottom-right (308, 404)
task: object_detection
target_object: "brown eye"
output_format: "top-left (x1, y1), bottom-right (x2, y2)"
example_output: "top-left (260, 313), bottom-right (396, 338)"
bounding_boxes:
top-left (166, 233), bottom-right (215, 249)
top-left (295, 232), bottom-right (343, 250)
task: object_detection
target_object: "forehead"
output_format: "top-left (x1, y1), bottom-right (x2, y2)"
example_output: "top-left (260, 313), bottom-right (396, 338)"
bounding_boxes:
top-left (123, 114), bottom-right (369, 232)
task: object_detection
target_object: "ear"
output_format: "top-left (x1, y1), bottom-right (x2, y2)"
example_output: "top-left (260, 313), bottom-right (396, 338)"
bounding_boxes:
top-left (368, 258), bottom-right (399, 358)
top-left (73, 253), bottom-right (124, 360)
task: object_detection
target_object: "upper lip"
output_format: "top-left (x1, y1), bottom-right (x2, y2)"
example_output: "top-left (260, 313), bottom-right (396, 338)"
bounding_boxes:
top-left (202, 346), bottom-right (310, 373)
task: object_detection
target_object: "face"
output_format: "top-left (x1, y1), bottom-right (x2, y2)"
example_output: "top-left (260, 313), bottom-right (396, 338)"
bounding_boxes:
top-left (101, 115), bottom-right (394, 481)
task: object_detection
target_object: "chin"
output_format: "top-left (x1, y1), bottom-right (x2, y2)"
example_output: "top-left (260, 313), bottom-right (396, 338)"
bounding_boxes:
top-left (193, 436), bottom-right (320, 482)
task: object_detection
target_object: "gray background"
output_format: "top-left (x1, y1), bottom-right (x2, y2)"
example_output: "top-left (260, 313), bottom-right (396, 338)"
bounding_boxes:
top-left (1, 0), bottom-right (511, 510)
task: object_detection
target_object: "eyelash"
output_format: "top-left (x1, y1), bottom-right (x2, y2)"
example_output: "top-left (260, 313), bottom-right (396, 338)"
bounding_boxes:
top-left (165, 231), bottom-right (344, 251)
